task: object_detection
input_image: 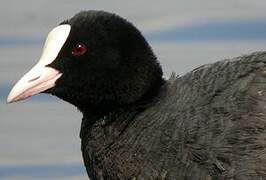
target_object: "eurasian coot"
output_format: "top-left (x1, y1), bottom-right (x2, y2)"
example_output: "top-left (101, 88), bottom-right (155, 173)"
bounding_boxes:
top-left (7, 11), bottom-right (266, 179)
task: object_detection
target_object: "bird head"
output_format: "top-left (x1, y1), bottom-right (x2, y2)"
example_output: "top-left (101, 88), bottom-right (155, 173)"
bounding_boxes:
top-left (7, 11), bottom-right (163, 112)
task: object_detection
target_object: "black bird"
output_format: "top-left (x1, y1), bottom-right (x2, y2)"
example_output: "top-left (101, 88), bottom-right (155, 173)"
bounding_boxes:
top-left (7, 11), bottom-right (266, 179)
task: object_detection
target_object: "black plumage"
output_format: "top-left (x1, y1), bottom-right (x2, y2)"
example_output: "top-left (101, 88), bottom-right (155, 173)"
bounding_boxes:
top-left (79, 51), bottom-right (266, 179)
top-left (47, 11), bottom-right (163, 113)
top-left (9, 11), bottom-right (266, 179)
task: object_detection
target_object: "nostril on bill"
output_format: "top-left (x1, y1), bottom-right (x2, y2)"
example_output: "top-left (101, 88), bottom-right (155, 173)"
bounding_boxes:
top-left (28, 76), bottom-right (41, 82)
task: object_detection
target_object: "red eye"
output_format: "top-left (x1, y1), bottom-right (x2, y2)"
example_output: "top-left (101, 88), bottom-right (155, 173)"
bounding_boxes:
top-left (71, 43), bottom-right (87, 56)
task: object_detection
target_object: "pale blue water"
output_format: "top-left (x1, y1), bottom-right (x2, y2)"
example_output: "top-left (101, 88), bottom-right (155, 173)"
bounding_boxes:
top-left (0, 38), bottom-right (42, 47)
top-left (0, 164), bottom-right (84, 178)
top-left (146, 20), bottom-right (266, 42)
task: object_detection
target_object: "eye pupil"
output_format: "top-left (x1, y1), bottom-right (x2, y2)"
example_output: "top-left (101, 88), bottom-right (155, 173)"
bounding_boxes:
top-left (72, 43), bottom-right (87, 56)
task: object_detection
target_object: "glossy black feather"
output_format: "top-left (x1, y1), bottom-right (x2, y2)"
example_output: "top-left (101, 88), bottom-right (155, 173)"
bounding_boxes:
top-left (44, 11), bottom-right (266, 179)
top-left (80, 52), bottom-right (266, 179)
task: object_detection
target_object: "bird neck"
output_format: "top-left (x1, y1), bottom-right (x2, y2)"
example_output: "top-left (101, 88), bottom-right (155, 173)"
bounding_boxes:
top-left (79, 79), bottom-right (164, 141)
top-left (80, 106), bottom-right (139, 139)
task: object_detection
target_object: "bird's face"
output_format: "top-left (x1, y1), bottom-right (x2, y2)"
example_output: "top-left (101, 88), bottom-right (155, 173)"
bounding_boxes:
top-left (7, 11), bottom-right (163, 111)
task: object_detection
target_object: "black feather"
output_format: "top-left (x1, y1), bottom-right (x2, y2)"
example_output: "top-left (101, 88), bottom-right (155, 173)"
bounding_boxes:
top-left (42, 11), bottom-right (266, 179)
